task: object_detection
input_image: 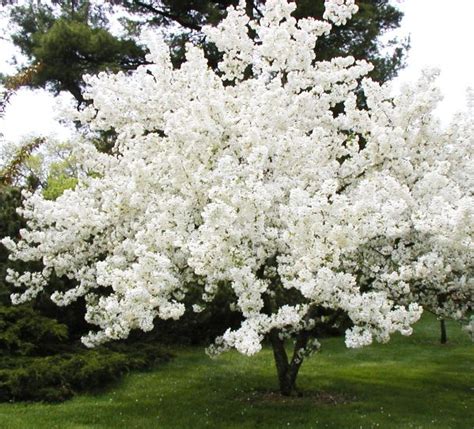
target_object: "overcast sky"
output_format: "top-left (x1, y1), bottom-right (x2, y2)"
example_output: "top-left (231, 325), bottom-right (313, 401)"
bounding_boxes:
top-left (392, 0), bottom-right (474, 119)
top-left (1, 0), bottom-right (474, 145)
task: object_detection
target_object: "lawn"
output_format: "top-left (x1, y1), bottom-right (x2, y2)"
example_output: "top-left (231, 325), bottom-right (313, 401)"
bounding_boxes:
top-left (0, 314), bottom-right (472, 429)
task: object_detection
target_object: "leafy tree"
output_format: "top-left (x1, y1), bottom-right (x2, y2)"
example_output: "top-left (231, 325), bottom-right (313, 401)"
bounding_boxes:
top-left (6, 0), bottom-right (146, 105)
top-left (4, 1), bottom-right (472, 397)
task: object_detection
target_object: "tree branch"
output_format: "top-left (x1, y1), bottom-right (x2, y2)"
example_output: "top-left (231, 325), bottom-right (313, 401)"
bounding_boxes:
top-left (131, 0), bottom-right (203, 32)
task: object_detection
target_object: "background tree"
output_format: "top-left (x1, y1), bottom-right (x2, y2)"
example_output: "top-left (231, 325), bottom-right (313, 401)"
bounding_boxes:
top-left (5, 0), bottom-right (146, 105)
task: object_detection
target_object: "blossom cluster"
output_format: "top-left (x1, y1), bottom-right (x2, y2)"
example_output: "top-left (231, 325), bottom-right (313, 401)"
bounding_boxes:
top-left (2, 0), bottom-right (472, 353)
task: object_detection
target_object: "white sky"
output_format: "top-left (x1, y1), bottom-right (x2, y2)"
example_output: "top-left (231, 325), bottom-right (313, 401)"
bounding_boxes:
top-left (1, 0), bottom-right (474, 146)
top-left (392, 0), bottom-right (474, 120)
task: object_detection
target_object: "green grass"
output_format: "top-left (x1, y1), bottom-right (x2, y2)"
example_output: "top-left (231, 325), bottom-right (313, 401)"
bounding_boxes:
top-left (0, 314), bottom-right (472, 429)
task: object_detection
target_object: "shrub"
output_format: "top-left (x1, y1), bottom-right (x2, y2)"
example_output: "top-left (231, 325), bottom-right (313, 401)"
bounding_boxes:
top-left (0, 341), bottom-right (171, 402)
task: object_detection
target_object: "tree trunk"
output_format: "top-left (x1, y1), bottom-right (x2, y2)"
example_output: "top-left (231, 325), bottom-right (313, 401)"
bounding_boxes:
top-left (245, 0), bottom-right (255, 19)
top-left (440, 319), bottom-right (447, 344)
top-left (269, 329), bottom-right (309, 396)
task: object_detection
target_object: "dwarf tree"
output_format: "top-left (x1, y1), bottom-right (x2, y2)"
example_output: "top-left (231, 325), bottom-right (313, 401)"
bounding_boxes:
top-left (3, 0), bottom-right (472, 396)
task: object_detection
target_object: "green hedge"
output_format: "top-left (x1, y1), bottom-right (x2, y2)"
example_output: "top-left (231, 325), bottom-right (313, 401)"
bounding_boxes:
top-left (0, 342), bottom-right (171, 402)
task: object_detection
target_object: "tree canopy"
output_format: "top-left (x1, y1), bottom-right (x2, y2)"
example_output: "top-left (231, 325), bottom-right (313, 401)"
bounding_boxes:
top-left (112, 0), bottom-right (407, 81)
top-left (5, 0), bottom-right (145, 104)
top-left (3, 0), bottom-right (472, 397)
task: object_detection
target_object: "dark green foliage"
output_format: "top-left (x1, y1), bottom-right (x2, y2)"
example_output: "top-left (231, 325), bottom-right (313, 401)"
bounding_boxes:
top-left (0, 185), bottom-right (22, 245)
top-left (0, 185), bottom-right (24, 303)
top-left (113, 0), bottom-right (236, 30)
top-left (30, 19), bottom-right (145, 103)
top-left (8, 0), bottom-right (146, 104)
top-left (0, 342), bottom-right (171, 402)
top-left (9, 3), bottom-right (56, 56)
top-left (294, 0), bottom-right (407, 83)
top-left (0, 306), bottom-right (68, 356)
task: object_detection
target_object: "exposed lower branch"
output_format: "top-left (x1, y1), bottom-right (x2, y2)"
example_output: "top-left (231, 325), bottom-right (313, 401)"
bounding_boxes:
top-left (269, 328), bottom-right (313, 396)
top-left (287, 330), bottom-right (310, 387)
top-left (269, 328), bottom-right (290, 392)
top-left (130, 0), bottom-right (203, 32)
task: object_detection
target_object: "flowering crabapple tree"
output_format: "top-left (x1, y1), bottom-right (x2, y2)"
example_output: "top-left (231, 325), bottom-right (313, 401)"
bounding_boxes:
top-left (2, 0), bottom-right (473, 396)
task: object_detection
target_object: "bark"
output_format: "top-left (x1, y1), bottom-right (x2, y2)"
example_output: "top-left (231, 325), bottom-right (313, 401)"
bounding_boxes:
top-left (63, 81), bottom-right (88, 107)
top-left (245, 0), bottom-right (254, 19)
top-left (259, 261), bottom-right (314, 396)
top-left (269, 329), bottom-right (310, 396)
top-left (440, 319), bottom-right (447, 344)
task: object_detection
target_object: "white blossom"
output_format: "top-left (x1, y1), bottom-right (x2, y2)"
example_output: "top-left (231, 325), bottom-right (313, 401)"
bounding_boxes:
top-left (2, 0), bottom-right (472, 353)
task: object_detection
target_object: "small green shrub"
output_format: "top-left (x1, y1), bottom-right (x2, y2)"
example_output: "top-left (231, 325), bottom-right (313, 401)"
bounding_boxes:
top-left (0, 342), bottom-right (171, 402)
top-left (0, 306), bottom-right (69, 355)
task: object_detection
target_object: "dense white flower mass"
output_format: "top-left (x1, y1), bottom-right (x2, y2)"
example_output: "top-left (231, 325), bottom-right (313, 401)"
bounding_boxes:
top-left (351, 86), bottom-right (474, 325)
top-left (323, 0), bottom-right (358, 26)
top-left (2, 0), bottom-right (473, 354)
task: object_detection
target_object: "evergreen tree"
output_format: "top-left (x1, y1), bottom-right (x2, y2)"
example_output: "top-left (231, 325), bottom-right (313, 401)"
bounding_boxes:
top-left (6, 0), bottom-right (146, 105)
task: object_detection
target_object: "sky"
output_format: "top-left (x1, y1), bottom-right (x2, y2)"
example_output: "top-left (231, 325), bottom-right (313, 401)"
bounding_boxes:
top-left (391, 0), bottom-right (474, 120)
top-left (1, 0), bottom-right (474, 145)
